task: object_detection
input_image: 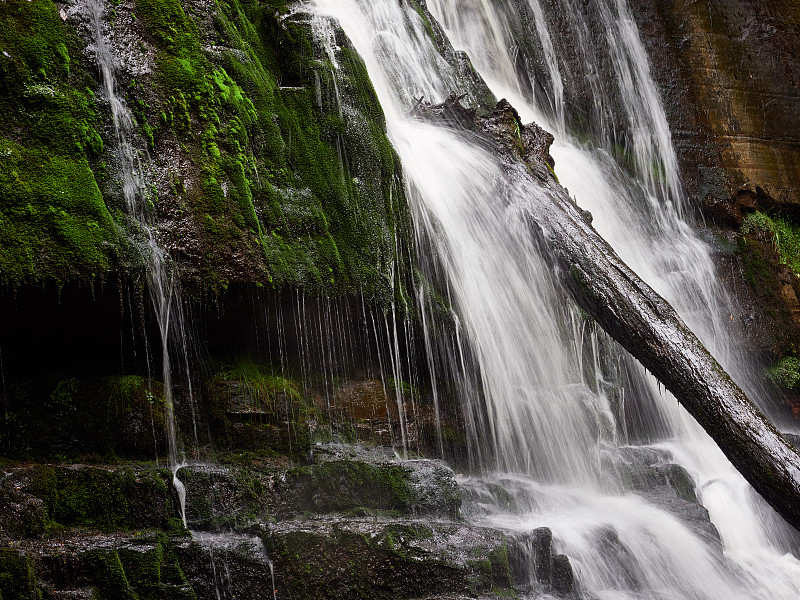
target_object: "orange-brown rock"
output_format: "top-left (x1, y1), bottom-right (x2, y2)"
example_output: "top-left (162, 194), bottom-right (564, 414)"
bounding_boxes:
top-left (632, 0), bottom-right (800, 217)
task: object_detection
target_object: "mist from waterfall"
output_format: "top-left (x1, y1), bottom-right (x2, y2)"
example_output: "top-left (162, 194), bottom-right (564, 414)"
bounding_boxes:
top-left (310, 0), bottom-right (800, 597)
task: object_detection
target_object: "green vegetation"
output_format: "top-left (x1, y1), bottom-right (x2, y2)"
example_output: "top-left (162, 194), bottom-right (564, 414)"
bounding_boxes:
top-left (131, 0), bottom-right (410, 299)
top-left (0, 0), bottom-right (117, 284)
top-left (85, 549), bottom-right (139, 600)
top-left (408, 0), bottom-right (436, 40)
top-left (205, 360), bottom-right (320, 458)
top-left (29, 465), bottom-right (171, 531)
top-left (83, 542), bottom-right (196, 600)
top-left (0, 0), bottom-right (411, 301)
top-left (266, 523), bottom-right (510, 599)
top-left (742, 211), bottom-right (800, 275)
top-left (305, 460), bottom-right (417, 513)
top-left (765, 355), bottom-right (800, 390)
top-left (118, 540), bottom-right (173, 600)
top-left (214, 359), bottom-right (304, 414)
top-left (0, 549), bottom-right (41, 600)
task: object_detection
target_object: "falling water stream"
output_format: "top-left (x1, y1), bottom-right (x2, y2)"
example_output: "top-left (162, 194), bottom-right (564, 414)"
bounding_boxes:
top-left (89, 0), bottom-right (188, 526)
top-left (311, 0), bottom-right (800, 597)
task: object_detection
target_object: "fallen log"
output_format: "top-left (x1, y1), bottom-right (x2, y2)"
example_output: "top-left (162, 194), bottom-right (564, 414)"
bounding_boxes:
top-left (420, 95), bottom-right (800, 531)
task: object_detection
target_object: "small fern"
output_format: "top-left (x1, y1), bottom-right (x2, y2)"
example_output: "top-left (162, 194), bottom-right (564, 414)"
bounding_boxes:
top-left (742, 211), bottom-right (800, 276)
top-left (765, 356), bottom-right (800, 390)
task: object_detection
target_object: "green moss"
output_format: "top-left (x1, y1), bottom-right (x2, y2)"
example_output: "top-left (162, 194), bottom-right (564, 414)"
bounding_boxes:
top-left (490, 588), bottom-right (520, 598)
top-left (0, 0), bottom-right (71, 89)
top-left (28, 465), bottom-right (171, 531)
top-left (765, 356), bottom-right (800, 390)
top-left (205, 360), bottom-right (320, 459)
top-left (0, 138), bottom-right (115, 285)
top-left (407, 0), bottom-right (436, 40)
top-left (135, 0), bottom-right (200, 57)
top-left (1, 0), bottom-right (412, 298)
top-left (119, 545), bottom-right (163, 588)
top-left (127, 0), bottom-right (410, 300)
top-left (742, 211), bottom-right (800, 275)
top-left (118, 543), bottom-right (189, 600)
top-left (289, 460), bottom-right (417, 514)
top-left (488, 537), bottom-right (512, 590)
top-left (0, 0), bottom-right (117, 285)
top-left (215, 359), bottom-right (304, 413)
top-left (85, 549), bottom-right (139, 600)
top-left (0, 549), bottom-right (41, 600)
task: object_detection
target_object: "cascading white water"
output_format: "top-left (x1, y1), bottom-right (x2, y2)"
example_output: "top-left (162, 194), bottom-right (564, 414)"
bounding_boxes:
top-left (428, 0), bottom-right (800, 571)
top-left (311, 0), bottom-right (800, 597)
top-left (89, 0), bottom-right (188, 525)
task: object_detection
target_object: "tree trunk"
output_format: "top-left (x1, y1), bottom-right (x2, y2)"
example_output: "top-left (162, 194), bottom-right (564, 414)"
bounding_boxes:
top-left (423, 96), bottom-right (800, 531)
top-left (528, 159), bottom-right (800, 533)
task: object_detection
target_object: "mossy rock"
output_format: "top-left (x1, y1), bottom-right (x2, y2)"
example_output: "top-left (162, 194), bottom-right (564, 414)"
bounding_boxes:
top-left (84, 549), bottom-right (139, 600)
top-left (117, 539), bottom-right (196, 600)
top-left (125, 0), bottom-right (412, 299)
top-left (1, 0), bottom-right (413, 300)
top-left (0, 549), bottom-right (41, 600)
top-left (203, 360), bottom-right (319, 458)
top-left (27, 465), bottom-right (173, 532)
top-left (276, 458), bottom-right (461, 518)
top-left (0, 0), bottom-right (118, 286)
top-left (265, 521), bottom-right (510, 600)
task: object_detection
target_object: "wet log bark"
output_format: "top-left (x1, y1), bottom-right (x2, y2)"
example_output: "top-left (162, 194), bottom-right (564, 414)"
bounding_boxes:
top-left (534, 175), bottom-right (800, 533)
top-left (423, 96), bottom-right (800, 532)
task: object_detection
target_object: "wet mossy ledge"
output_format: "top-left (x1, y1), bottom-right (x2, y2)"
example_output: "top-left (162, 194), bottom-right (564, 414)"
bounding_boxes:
top-left (0, 454), bottom-right (521, 599)
top-left (0, 439), bottom-right (704, 598)
top-left (0, 0), bottom-right (412, 304)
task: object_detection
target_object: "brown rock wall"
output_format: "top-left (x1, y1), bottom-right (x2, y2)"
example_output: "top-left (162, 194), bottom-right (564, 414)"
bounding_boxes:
top-left (632, 0), bottom-right (800, 216)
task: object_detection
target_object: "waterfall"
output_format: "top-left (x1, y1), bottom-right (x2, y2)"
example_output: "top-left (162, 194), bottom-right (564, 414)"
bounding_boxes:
top-left (89, 0), bottom-right (190, 525)
top-left (311, 0), bottom-right (800, 597)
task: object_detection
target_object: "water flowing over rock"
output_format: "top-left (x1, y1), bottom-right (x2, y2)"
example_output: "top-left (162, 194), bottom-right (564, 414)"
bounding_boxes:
top-left (3, 0), bottom-right (800, 597)
top-left (419, 91), bottom-right (800, 532)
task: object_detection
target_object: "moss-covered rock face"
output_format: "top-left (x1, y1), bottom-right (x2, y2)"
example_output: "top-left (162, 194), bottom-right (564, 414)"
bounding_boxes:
top-left (266, 521), bottom-right (512, 600)
top-left (0, 0), bottom-right (117, 285)
top-left (0, 454), bottom-right (522, 599)
top-left (0, 549), bottom-right (41, 600)
top-left (121, 0), bottom-right (411, 298)
top-left (0, 0), bottom-right (411, 302)
top-left (1, 465), bottom-right (174, 536)
top-left (173, 451), bottom-right (461, 531)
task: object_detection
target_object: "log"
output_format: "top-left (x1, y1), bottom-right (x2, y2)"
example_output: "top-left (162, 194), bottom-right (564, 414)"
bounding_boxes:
top-left (535, 173), bottom-right (800, 532)
top-left (421, 96), bottom-right (800, 531)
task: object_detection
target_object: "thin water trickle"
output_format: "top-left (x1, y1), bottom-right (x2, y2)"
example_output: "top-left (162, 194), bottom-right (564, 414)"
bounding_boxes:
top-left (89, 0), bottom-right (190, 516)
top-left (311, 0), bottom-right (800, 596)
top-left (190, 530), bottom-right (278, 599)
